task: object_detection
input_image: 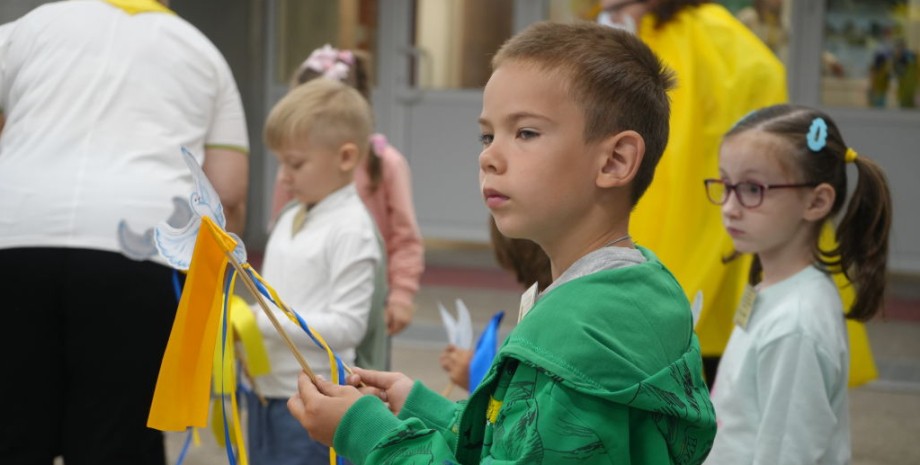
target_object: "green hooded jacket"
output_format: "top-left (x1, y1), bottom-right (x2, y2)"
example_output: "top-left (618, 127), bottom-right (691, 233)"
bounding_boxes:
top-left (335, 247), bottom-right (715, 464)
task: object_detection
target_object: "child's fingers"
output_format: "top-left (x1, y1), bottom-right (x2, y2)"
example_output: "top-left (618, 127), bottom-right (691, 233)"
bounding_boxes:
top-left (352, 367), bottom-right (400, 389)
top-left (287, 394), bottom-right (307, 427)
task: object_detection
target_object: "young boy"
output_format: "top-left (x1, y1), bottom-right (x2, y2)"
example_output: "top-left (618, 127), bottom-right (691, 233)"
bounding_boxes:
top-left (249, 78), bottom-right (383, 465)
top-left (287, 22), bottom-right (716, 465)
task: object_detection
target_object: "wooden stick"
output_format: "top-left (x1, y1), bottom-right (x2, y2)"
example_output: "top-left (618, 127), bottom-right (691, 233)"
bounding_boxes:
top-left (224, 251), bottom-right (319, 385)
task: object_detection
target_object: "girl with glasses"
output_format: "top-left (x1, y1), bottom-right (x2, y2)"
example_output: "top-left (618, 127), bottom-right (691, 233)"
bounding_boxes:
top-left (703, 104), bottom-right (892, 464)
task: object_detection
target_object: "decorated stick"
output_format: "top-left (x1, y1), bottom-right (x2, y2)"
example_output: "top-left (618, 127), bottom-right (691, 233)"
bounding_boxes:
top-left (223, 250), bottom-right (319, 385)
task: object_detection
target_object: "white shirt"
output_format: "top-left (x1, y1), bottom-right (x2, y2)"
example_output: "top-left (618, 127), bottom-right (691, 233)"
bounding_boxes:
top-left (0, 1), bottom-right (248, 253)
top-left (255, 183), bottom-right (381, 398)
top-left (706, 266), bottom-right (851, 465)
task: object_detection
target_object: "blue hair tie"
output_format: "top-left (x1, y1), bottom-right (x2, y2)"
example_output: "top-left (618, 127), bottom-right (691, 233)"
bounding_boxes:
top-left (807, 117), bottom-right (827, 152)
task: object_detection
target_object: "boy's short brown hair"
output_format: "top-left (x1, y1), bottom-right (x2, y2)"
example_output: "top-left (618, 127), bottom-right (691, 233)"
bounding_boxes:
top-left (492, 21), bottom-right (675, 205)
top-left (265, 78), bottom-right (372, 156)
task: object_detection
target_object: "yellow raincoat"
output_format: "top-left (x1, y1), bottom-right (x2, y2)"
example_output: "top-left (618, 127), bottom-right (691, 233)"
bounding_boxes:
top-left (631, 4), bottom-right (876, 386)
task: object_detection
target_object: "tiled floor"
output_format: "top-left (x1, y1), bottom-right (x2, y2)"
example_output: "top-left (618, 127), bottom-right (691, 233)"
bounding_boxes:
top-left (162, 243), bottom-right (920, 465)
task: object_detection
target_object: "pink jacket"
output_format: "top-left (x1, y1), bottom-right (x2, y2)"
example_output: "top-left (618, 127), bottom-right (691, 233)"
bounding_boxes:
top-left (354, 136), bottom-right (424, 308)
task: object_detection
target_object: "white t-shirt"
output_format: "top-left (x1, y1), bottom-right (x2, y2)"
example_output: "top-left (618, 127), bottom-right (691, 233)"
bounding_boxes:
top-left (0, 1), bottom-right (248, 253)
top-left (255, 183), bottom-right (381, 398)
top-left (705, 265), bottom-right (851, 465)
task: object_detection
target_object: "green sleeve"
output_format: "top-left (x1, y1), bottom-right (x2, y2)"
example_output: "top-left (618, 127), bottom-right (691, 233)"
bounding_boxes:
top-left (398, 381), bottom-right (466, 449)
top-left (333, 385), bottom-right (465, 465)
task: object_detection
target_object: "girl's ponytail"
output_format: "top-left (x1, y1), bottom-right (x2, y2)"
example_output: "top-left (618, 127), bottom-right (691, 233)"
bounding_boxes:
top-left (828, 155), bottom-right (892, 321)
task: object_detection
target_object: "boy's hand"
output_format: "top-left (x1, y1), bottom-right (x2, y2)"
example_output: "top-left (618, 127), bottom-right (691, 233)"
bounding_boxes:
top-left (439, 345), bottom-right (472, 389)
top-left (386, 301), bottom-right (415, 335)
top-left (287, 373), bottom-right (363, 447)
top-left (349, 367), bottom-right (414, 414)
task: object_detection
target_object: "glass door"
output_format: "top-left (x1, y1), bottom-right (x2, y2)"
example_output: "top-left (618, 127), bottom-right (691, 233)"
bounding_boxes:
top-left (375, 0), bottom-right (543, 242)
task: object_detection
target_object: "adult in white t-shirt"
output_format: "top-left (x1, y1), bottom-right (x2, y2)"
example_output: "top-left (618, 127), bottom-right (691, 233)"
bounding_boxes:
top-left (0, 1), bottom-right (249, 464)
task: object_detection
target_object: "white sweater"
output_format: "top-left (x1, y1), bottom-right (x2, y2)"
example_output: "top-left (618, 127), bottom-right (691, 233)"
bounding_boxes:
top-left (255, 184), bottom-right (380, 398)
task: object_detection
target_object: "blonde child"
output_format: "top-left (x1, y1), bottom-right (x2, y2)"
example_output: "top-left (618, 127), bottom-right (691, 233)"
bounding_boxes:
top-left (249, 78), bottom-right (380, 465)
top-left (286, 22), bottom-right (716, 465)
top-left (703, 104), bottom-right (892, 464)
top-left (271, 45), bottom-right (425, 340)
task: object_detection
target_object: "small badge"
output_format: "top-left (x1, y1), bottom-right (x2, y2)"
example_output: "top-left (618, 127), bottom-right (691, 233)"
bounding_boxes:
top-left (733, 285), bottom-right (757, 330)
top-left (517, 282), bottom-right (539, 323)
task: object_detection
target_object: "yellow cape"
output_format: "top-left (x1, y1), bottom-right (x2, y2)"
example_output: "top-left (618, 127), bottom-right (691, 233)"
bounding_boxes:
top-left (632, 4), bottom-right (876, 386)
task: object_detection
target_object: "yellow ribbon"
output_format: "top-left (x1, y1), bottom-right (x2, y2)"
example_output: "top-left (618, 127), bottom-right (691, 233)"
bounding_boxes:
top-left (845, 147), bottom-right (858, 164)
top-left (241, 264), bottom-right (344, 465)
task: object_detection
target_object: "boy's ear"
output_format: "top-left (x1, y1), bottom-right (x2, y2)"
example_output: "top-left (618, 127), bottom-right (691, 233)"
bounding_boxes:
top-left (337, 142), bottom-right (361, 172)
top-left (803, 182), bottom-right (836, 221)
top-left (596, 130), bottom-right (644, 189)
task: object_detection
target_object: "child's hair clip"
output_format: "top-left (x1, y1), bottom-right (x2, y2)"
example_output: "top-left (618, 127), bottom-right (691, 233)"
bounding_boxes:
top-left (370, 133), bottom-right (388, 156)
top-left (303, 44), bottom-right (352, 82)
top-left (806, 117), bottom-right (827, 152)
top-left (845, 147), bottom-right (858, 164)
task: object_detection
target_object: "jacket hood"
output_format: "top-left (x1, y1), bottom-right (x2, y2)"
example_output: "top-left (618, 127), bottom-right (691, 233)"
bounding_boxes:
top-left (497, 247), bottom-right (715, 460)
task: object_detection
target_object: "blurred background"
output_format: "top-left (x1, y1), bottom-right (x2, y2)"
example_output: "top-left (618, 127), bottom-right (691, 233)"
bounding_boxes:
top-left (5, 0), bottom-right (917, 274)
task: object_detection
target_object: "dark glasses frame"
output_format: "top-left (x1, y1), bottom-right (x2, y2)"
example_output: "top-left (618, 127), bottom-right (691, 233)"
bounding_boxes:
top-left (703, 178), bottom-right (819, 208)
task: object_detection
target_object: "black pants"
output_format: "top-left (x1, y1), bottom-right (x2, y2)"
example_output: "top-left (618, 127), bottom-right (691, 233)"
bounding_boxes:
top-left (0, 248), bottom-right (178, 465)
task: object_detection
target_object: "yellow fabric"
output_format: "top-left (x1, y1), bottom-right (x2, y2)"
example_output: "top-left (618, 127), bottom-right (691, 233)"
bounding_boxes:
top-left (631, 4), bottom-right (875, 386)
top-left (212, 303), bottom-right (236, 395)
top-left (230, 295), bottom-right (272, 377)
top-left (633, 4), bottom-right (787, 356)
top-left (148, 216), bottom-right (238, 431)
top-left (822, 224), bottom-right (878, 386)
top-left (210, 278), bottom-right (249, 464)
top-left (102, 0), bottom-right (175, 15)
top-left (487, 397), bottom-right (503, 424)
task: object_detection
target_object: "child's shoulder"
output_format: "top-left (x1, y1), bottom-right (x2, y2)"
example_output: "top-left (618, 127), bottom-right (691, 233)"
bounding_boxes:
top-left (502, 247), bottom-right (693, 385)
top-left (545, 246), bottom-right (687, 312)
top-left (753, 266), bottom-right (845, 346)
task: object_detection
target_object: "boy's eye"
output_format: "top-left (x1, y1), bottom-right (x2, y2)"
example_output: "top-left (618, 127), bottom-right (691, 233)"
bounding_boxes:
top-left (479, 133), bottom-right (494, 146)
top-left (517, 129), bottom-right (539, 140)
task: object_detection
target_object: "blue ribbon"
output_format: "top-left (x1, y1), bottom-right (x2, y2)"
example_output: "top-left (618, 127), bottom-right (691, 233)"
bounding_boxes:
top-left (220, 269), bottom-right (238, 465)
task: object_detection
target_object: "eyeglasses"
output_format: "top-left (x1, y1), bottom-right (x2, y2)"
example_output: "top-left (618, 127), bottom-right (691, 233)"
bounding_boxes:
top-left (703, 179), bottom-right (818, 208)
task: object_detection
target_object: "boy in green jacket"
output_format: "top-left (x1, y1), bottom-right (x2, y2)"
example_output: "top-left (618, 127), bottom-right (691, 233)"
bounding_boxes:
top-left (288, 21), bottom-right (716, 465)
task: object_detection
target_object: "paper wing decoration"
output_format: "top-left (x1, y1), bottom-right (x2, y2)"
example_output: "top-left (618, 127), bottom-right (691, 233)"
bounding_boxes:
top-left (118, 197), bottom-right (194, 261)
top-left (469, 311), bottom-right (505, 392)
top-left (438, 299), bottom-right (473, 350)
top-left (154, 147), bottom-right (246, 270)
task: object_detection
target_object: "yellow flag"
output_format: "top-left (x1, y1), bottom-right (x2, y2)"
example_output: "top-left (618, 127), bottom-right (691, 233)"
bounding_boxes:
top-left (148, 216), bottom-right (238, 431)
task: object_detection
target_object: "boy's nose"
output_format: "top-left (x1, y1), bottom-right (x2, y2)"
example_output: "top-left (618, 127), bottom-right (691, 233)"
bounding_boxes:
top-left (479, 144), bottom-right (503, 175)
top-left (279, 165), bottom-right (294, 182)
